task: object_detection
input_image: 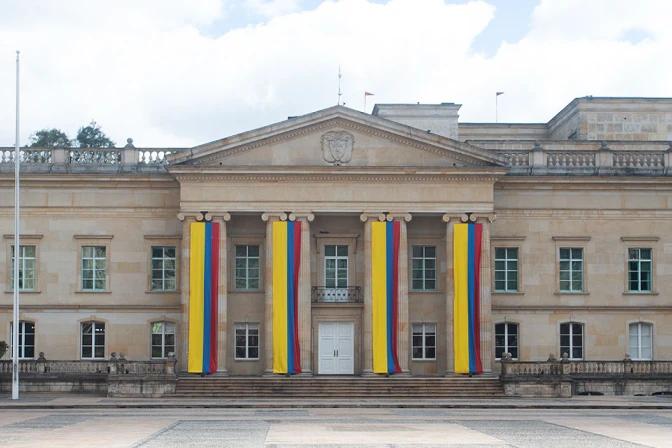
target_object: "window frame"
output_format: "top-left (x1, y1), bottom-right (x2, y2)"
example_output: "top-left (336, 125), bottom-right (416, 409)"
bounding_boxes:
top-left (493, 247), bottom-right (519, 293)
top-left (408, 236), bottom-right (444, 294)
top-left (9, 320), bottom-right (36, 359)
top-left (491, 237), bottom-right (525, 295)
top-left (628, 321), bottom-right (653, 361)
top-left (234, 322), bottom-right (260, 360)
top-left (80, 320), bottom-right (106, 360)
top-left (621, 237), bottom-right (659, 295)
top-left (144, 235), bottom-right (181, 293)
top-left (553, 236), bottom-right (590, 295)
top-left (315, 234), bottom-right (357, 288)
top-left (150, 320), bottom-right (176, 359)
top-left (411, 322), bottom-right (437, 360)
top-left (495, 322), bottom-right (519, 360)
top-left (234, 244), bottom-right (261, 291)
top-left (228, 236), bottom-right (265, 293)
top-left (411, 245), bottom-right (437, 292)
top-left (559, 321), bottom-right (584, 360)
top-left (4, 234), bottom-right (42, 293)
top-left (75, 235), bottom-right (113, 293)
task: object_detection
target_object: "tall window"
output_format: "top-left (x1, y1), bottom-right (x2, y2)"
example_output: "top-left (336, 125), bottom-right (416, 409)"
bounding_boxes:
top-left (411, 246), bottom-right (436, 291)
top-left (495, 323), bottom-right (518, 359)
top-left (559, 248), bottom-right (583, 292)
top-left (628, 248), bottom-right (652, 292)
top-left (82, 246), bottom-right (106, 291)
top-left (81, 322), bottom-right (105, 359)
top-left (151, 321), bottom-right (175, 358)
top-left (412, 323), bottom-right (436, 360)
top-left (151, 246), bottom-right (177, 291)
top-left (325, 245), bottom-right (348, 289)
top-left (235, 323), bottom-right (259, 359)
top-left (629, 322), bottom-right (652, 360)
top-left (11, 245), bottom-right (36, 291)
top-left (560, 322), bottom-right (583, 360)
top-left (235, 245), bottom-right (260, 290)
top-left (494, 248), bottom-right (518, 292)
top-left (9, 321), bottom-right (35, 359)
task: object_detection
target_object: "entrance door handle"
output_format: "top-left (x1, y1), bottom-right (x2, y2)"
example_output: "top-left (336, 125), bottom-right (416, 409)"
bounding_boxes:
top-left (334, 350), bottom-right (336, 357)
top-left (336, 349), bottom-right (339, 357)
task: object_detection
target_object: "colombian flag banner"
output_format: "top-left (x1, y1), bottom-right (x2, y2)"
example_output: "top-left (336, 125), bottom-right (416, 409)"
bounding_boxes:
top-left (372, 221), bottom-right (402, 374)
top-left (272, 221), bottom-right (302, 374)
top-left (453, 223), bottom-right (483, 374)
top-left (188, 222), bottom-right (219, 373)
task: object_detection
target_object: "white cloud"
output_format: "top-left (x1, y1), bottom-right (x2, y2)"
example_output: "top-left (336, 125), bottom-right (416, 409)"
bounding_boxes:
top-left (0, 0), bottom-right (670, 148)
top-left (244, 0), bottom-right (301, 18)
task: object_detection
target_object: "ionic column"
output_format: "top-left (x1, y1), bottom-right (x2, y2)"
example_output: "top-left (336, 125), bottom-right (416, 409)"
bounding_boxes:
top-left (210, 212), bottom-right (231, 374)
top-left (388, 213), bottom-right (412, 374)
top-left (261, 212), bottom-right (288, 375)
top-left (289, 212), bottom-right (315, 376)
top-left (359, 212), bottom-right (385, 376)
top-left (177, 212), bottom-right (200, 373)
top-left (474, 213), bottom-right (496, 373)
top-left (442, 214), bottom-right (458, 375)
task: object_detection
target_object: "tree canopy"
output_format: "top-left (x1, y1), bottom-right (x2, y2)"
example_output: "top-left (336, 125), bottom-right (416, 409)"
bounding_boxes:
top-left (29, 128), bottom-right (72, 148)
top-left (75, 120), bottom-right (115, 148)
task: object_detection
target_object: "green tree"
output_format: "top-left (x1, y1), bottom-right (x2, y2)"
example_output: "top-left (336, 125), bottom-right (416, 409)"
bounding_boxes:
top-left (29, 128), bottom-right (72, 148)
top-left (75, 120), bottom-right (115, 148)
top-left (0, 341), bottom-right (7, 359)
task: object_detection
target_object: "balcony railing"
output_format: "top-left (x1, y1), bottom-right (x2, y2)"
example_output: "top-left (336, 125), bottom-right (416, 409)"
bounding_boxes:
top-left (311, 286), bottom-right (363, 304)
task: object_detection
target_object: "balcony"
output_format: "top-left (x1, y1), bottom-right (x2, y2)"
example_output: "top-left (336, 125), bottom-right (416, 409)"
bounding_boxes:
top-left (311, 286), bottom-right (363, 304)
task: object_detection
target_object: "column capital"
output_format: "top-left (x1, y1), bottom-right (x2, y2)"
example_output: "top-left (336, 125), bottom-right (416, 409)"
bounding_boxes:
top-left (261, 212), bottom-right (288, 222)
top-left (177, 212), bottom-right (201, 222)
top-left (288, 212), bottom-right (315, 222)
top-left (472, 212), bottom-right (497, 223)
top-left (442, 213), bottom-right (464, 223)
top-left (385, 212), bottom-right (412, 222)
top-left (442, 212), bottom-right (496, 223)
top-left (360, 212), bottom-right (386, 222)
top-left (207, 212), bottom-right (231, 222)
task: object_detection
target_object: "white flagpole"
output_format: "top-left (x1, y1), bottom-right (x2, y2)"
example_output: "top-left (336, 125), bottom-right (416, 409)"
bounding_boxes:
top-left (12, 50), bottom-right (21, 400)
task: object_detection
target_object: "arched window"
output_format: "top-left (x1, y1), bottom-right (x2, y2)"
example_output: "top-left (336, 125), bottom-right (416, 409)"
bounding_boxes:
top-left (81, 321), bottom-right (105, 359)
top-left (629, 322), bottom-right (652, 360)
top-left (151, 321), bottom-right (176, 359)
top-left (560, 322), bottom-right (583, 360)
top-left (10, 321), bottom-right (35, 359)
top-left (495, 323), bottom-right (518, 359)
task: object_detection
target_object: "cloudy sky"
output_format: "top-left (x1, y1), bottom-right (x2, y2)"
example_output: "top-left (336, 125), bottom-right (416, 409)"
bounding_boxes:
top-left (0, 0), bottom-right (669, 148)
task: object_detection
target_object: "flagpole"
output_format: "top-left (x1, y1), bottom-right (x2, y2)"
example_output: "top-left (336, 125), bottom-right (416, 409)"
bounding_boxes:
top-left (495, 92), bottom-right (504, 123)
top-left (12, 50), bottom-right (21, 400)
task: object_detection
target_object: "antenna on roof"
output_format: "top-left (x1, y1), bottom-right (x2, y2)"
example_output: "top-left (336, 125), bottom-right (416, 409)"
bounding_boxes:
top-left (338, 65), bottom-right (342, 106)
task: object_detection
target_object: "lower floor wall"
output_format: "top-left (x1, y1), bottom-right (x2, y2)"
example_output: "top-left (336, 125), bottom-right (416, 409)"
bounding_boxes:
top-left (0, 375), bottom-right (177, 397)
top-left (502, 377), bottom-right (672, 398)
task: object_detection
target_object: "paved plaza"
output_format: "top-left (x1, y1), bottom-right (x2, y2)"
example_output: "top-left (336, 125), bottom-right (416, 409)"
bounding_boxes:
top-left (1, 395), bottom-right (672, 447)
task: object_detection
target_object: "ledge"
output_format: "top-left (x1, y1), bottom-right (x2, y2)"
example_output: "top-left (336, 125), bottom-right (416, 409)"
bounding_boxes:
top-left (3, 234), bottom-right (43, 240)
top-left (621, 236), bottom-right (660, 242)
top-left (552, 236), bottom-right (591, 242)
top-left (623, 291), bottom-right (659, 296)
top-left (492, 291), bottom-right (525, 295)
top-left (74, 235), bottom-right (114, 240)
top-left (554, 291), bottom-right (590, 296)
top-left (144, 235), bottom-right (182, 240)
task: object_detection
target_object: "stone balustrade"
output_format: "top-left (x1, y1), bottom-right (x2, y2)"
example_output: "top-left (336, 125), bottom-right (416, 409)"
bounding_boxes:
top-left (0, 147), bottom-right (183, 167)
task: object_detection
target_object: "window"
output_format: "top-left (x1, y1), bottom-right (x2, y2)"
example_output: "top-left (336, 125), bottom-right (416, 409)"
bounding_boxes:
top-left (151, 321), bottom-right (175, 358)
top-left (325, 245), bottom-right (348, 289)
top-left (412, 246), bottom-right (436, 291)
top-left (81, 321), bottom-right (105, 359)
top-left (412, 323), bottom-right (436, 360)
top-left (9, 321), bottom-right (35, 359)
top-left (494, 248), bottom-right (518, 292)
top-left (628, 248), bottom-right (652, 292)
top-left (82, 246), bottom-right (106, 291)
top-left (495, 323), bottom-right (518, 359)
top-left (235, 323), bottom-right (259, 359)
top-left (629, 322), bottom-right (652, 360)
top-left (151, 246), bottom-right (177, 291)
top-left (559, 248), bottom-right (583, 292)
top-left (10, 245), bottom-right (36, 291)
top-left (560, 322), bottom-right (583, 360)
top-left (235, 245), bottom-right (260, 290)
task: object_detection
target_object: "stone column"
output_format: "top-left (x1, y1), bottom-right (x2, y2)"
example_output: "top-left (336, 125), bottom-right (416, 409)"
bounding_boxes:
top-left (359, 213), bottom-right (384, 376)
top-left (442, 214), bottom-right (457, 375)
top-left (177, 213), bottom-right (198, 373)
top-left (261, 212), bottom-right (288, 376)
top-left (289, 213), bottom-right (315, 376)
top-left (209, 212), bottom-right (231, 375)
top-left (388, 213), bottom-right (412, 374)
top-left (475, 213), bottom-right (496, 373)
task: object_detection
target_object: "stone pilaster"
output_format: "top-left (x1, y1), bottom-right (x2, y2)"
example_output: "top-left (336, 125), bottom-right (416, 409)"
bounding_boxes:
top-left (210, 213), bottom-right (231, 374)
top-left (177, 212), bottom-right (199, 373)
top-left (289, 212), bottom-right (315, 376)
top-left (474, 213), bottom-right (496, 373)
top-left (261, 212), bottom-right (287, 375)
top-left (387, 213), bottom-right (412, 374)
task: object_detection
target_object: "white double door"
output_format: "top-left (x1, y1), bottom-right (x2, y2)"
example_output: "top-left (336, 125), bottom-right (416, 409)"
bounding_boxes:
top-left (318, 322), bottom-right (354, 375)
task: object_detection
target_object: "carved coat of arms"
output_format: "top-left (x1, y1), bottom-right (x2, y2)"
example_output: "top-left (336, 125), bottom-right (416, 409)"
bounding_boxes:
top-left (321, 131), bottom-right (354, 165)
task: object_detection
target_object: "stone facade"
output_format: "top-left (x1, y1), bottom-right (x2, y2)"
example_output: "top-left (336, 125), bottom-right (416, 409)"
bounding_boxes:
top-left (0, 97), bottom-right (671, 379)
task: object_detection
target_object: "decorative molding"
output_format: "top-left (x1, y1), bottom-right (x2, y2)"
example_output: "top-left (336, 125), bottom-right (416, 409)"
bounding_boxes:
top-left (321, 131), bottom-right (354, 165)
top-left (3, 234), bottom-right (43, 240)
top-left (408, 234), bottom-right (444, 239)
top-left (261, 212), bottom-right (288, 222)
top-left (473, 213), bottom-right (497, 223)
top-left (288, 212), bottom-right (315, 222)
top-left (208, 212), bottom-right (231, 222)
top-left (359, 213), bottom-right (384, 222)
top-left (144, 235), bottom-right (182, 240)
top-left (73, 234), bottom-right (114, 240)
top-left (0, 304), bottom-right (181, 311)
top-left (490, 236), bottom-right (526, 241)
top-left (620, 236), bottom-right (660, 242)
top-left (386, 213), bottom-right (412, 222)
top-left (552, 236), bottom-right (591, 241)
top-left (171, 172), bottom-right (505, 184)
top-left (177, 212), bottom-right (203, 222)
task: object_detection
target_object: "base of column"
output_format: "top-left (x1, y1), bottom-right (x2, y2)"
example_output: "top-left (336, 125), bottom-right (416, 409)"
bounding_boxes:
top-left (394, 370), bottom-right (412, 377)
top-left (262, 369), bottom-right (275, 377)
top-left (294, 370), bottom-right (313, 377)
top-left (361, 369), bottom-right (376, 377)
top-left (211, 370), bottom-right (229, 377)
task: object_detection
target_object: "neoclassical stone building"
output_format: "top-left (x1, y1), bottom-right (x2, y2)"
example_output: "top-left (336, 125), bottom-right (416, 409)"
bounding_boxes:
top-left (1, 96), bottom-right (671, 376)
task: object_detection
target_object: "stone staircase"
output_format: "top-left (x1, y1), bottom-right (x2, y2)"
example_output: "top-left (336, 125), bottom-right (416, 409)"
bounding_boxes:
top-left (172, 376), bottom-right (504, 399)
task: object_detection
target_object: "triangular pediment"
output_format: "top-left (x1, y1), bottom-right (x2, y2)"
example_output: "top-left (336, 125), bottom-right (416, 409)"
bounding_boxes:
top-left (168, 106), bottom-right (506, 169)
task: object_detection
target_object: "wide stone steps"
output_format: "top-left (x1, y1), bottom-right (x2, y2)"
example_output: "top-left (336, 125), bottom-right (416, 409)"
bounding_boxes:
top-left (172, 376), bottom-right (504, 398)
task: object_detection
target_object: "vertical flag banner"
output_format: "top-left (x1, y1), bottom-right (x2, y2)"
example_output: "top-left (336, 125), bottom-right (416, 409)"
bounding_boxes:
top-left (273, 221), bottom-right (302, 374)
top-left (188, 222), bottom-right (219, 373)
top-left (372, 221), bottom-right (402, 374)
top-left (453, 223), bottom-right (483, 374)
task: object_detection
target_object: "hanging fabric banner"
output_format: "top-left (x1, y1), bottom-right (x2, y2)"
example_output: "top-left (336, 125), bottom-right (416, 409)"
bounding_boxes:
top-left (372, 220), bottom-right (402, 374)
top-left (188, 221), bottom-right (219, 373)
top-left (272, 220), bottom-right (302, 374)
top-left (453, 223), bottom-right (483, 374)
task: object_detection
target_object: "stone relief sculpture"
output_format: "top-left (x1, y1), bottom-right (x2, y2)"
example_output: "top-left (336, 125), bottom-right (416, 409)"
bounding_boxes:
top-left (321, 130), bottom-right (354, 165)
